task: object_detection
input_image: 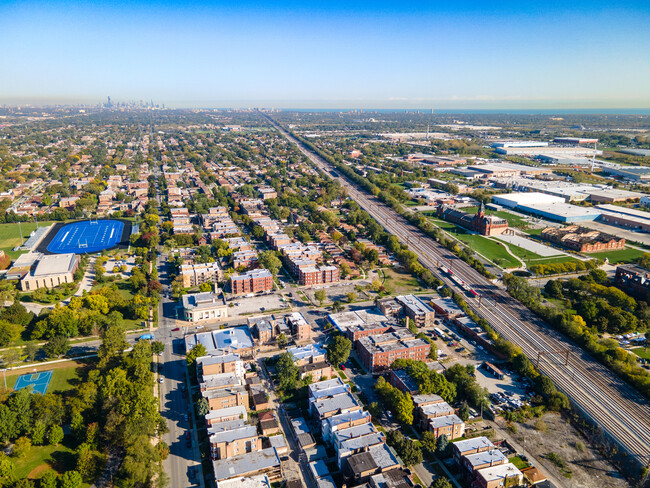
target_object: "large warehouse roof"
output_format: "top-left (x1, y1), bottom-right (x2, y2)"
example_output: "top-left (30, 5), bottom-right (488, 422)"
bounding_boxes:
top-left (492, 192), bottom-right (565, 208)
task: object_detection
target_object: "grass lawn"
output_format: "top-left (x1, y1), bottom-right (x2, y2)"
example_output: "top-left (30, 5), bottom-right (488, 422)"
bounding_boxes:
top-left (504, 242), bottom-right (546, 262)
top-left (0, 221), bottom-right (55, 252)
top-left (509, 455), bottom-right (530, 470)
top-left (586, 247), bottom-right (647, 264)
top-left (14, 439), bottom-right (78, 480)
top-left (526, 255), bottom-right (581, 266)
top-left (381, 268), bottom-right (427, 294)
top-left (631, 347), bottom-right (650, 361)
top-left (428, 217), bottom-right (521, 267)
top-left (524, 228), bottom-right (545, 236)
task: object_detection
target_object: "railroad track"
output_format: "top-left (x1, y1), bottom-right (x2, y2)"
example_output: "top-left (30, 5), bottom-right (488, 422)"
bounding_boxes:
top-left (265, 115), bottom-right (650, 466)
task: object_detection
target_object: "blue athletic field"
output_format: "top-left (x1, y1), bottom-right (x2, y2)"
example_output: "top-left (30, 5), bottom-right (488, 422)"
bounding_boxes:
top-left (14, 370), bottom-right (53, 395)
top-left (47, 220), bottom-right (125, 254)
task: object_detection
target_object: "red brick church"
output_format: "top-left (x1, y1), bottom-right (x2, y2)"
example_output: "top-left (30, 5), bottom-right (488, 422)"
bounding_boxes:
top-left (437, 202), bottom-right (508, 236)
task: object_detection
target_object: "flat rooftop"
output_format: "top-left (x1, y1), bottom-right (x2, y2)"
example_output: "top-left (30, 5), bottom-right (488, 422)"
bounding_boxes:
top-left (212, 447), bottom-right (280, 481)
top-left (33, 253), bottom-right (77, 276)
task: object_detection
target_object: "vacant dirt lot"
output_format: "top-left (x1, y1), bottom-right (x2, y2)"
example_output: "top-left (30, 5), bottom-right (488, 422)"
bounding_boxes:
top-left (495, 413), bottom-right (629, 488)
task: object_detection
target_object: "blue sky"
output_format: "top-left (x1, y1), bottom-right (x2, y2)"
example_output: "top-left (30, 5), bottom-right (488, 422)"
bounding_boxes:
top-left (1, 0), bottom-right (649, 108)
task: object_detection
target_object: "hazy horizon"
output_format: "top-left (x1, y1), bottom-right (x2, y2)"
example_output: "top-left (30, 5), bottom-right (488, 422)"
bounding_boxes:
top-left (2, 0), bottom-right (649, 109)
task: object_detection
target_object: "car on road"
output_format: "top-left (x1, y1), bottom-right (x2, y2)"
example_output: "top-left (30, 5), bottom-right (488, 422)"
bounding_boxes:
top-left (158, 377), bottom-right (164, 383)
top-left (340, 364), bottom-right (346, 370)
top-left (172, 327), bottom-right (180, 332)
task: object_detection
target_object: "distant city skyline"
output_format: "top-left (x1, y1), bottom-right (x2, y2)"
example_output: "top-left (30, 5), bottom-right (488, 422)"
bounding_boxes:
top-left (1, 0), bottom-right (649, 109)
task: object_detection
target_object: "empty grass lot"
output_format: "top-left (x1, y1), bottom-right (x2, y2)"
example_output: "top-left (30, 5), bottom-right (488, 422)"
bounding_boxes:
top-left (381, 267), bottom-right (428, 293)
top-left (586, 247), bottom-right (647, 264)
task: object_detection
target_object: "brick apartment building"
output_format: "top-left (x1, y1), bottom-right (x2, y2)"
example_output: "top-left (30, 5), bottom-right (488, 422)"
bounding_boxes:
top-left (298, 265), bottom-right (340, 286)
top-left (197, 354), bottom-right (244, 377)
top-left (286, 312), bottom-right (311, 341)
top-left (180, 262), bottom-right (224, 288)
top-left (232, 250), bottom-right (259, 269)
top-left (346, 323), bottom-right (392, 343)
top-left (357, 330), bottom-right (430, 372)
top-left (231, 269), bottom-right (274, 295)
top-left (210, 425), bottom-right (261, 460)
top-left (395, 294), bottom-right (436, 328)
top-left (203, 386), bottom-right (250, 411)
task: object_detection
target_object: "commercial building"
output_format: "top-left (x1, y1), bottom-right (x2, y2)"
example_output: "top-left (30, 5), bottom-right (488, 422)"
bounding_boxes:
top-left (597, 204), bottom-right (650, 232)
top-left (468, 162), bottom-right (551, 177)
top-left (395, 295), bottom-right (435, 327)
top-left (491, 193), bottom-right (602, 223)
top-left (179, 261), bottom-right (224, 288)
top-left (20, 253), bottom-right (79, 291)
top-left (430, 297), bottom-right (466, 318)
top-left (185, 326), bottom-right (255, 357)
top-left (601, 166), bottom-right (650, 182)
top-left (328, 308), bottom-right (387, 335)
top-left (231, 268), bottom-right (274, 295)
top-left (357, 330), bottom-right (430, 372)
top-left (540, 225), bottom-right (625, 253)
top-left (182, 292), bottom-right (229, 323)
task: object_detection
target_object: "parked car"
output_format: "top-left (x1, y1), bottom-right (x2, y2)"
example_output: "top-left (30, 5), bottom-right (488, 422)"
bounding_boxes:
top-left (340, 364), bottom-right (346, 370)
top-left (172, 327), bottom-right (180, 332)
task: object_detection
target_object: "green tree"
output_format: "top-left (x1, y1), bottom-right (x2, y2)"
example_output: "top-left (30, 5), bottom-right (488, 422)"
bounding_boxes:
top-left (346, 292), bottom-right (357, 303)
top-left (276, 352), bottom-right (299, 391)
top-left (151, 341), bottom-right (165, 355)
top-left (314, 289), bottom-right (327, 306)
top-left (0, 321), bottom-right (21, 347)
top-left (458, 401), bottom-right (470, 422)
top-left (31, 421), bottom-right (46, 446)
top-left (43, 335), bottom-right (70, 359)
top-left (544, 280), bottom-right (563, 299)
top-left (60, 470), bottom-right (82, 488)
top-left (0, 455), bottom-right (14, 487)
top-left (421, 431), bottom-right (437, 453)
top-left (39, 471), bottom-right (57, 488)
top-left (258, 251), bottom-right (282, 276)
top-left (48, 425), bottom-right (64, 446)
top-left (98, 325), bottom-right (128, 367)
top-left (435, 434), bottom-right (449, 457)
top-left (276, 333), bottom-right (288, 349)
top-left (12, 437), bottom-right (31, 458)
top-left (327, 335), bottom-right (352, 366)
top-left (331, 300), bottom-right (344, 313)
top-left (75, 443), bottom-right (96, 482)
top-left (23, 342), bottom-right (39, 362)
top-left (186, 344), bottom-right (207, 367)
top-left (196, 398), bottom-right (209, 418)
top-left (430, 478), bottom-right (453, 488)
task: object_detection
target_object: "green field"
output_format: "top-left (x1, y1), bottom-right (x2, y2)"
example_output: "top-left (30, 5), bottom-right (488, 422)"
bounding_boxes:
top-left (509, 455), bottom-right (530, 470)
top-left (428, 217), bottom-right (522, 268)
top-left (586, 247), bottom-right (647, 264)
top-left (14, 440), bottom-right (78, 480)
top-left (0, 221), bottom-right (55, 252)
top-left (631, 347), bottom-right (650, 361)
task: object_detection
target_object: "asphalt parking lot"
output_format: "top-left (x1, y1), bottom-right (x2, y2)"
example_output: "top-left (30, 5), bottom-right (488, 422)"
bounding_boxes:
top-left (229, 293), bottom-right (290, 316)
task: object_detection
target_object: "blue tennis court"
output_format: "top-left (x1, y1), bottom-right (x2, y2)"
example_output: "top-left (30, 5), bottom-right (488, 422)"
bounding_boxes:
top-left (47, 220), bottom-right (125, 254)
top-left (14, 370), bottom-right (53, 395)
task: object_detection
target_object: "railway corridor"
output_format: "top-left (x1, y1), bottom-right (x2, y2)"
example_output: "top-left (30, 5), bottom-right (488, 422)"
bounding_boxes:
top-left (267, 115), bottom-right (650, 467)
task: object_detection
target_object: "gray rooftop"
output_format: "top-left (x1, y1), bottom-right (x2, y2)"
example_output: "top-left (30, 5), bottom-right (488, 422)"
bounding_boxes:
top-left (463, 449), bottom-right (507, 468)
top-left (429, 414), bottom-right (463, 429)
top-left (210, 425), bottom-right (258, 444)
top-left (182, 291), bottom-right (226, 311)
top-left (212, 447), bottom-right (280, 481)
top-left (312, 392), bottom-right (361, 418)
top-left (453, 436), bottom-right (494, 453)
